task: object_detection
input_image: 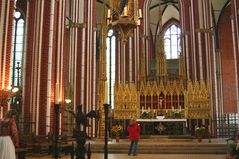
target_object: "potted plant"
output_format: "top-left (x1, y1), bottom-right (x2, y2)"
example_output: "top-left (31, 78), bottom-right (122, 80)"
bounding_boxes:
top-left (195, 126), bottom-right (207, 142)
top-left (112, 125), bottom-right (123, 142)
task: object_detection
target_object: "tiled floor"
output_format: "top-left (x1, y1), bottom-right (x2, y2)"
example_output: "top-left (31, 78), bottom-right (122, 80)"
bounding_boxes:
top-left (28, 153), bottom-right (227, 159)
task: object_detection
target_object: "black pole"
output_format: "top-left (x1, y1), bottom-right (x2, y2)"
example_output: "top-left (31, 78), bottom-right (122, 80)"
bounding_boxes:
top-left (104, 104), bottom-right (110, 159)
top-left (71, 142), bottom-right (74, 159)
top-left (109, 37), bottom-right (112, 105)
top-left (12, 19), bottom-right (18, 85)
top-left (54, 104), bottom-right (60, 159)
top-left (87, 143), bottom-right (92, 159)
top-left (16, 62), bottom-right (21, 87)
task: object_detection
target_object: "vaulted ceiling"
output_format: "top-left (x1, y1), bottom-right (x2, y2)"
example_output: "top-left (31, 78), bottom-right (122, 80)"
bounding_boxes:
top-left (211, 0), bottom-right (229, 24)
top-left (149, 0), bottom-right (229, 37)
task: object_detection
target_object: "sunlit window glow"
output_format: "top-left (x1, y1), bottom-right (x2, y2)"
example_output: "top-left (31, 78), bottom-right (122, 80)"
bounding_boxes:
top-left (164, 24), bottom-right (181, 59)
top-left (11, 12), bottom-right (24, 86)
top-left (14, 11), bottom-right (21, 19)
top-left (106, 30), bottom-right (116, 108)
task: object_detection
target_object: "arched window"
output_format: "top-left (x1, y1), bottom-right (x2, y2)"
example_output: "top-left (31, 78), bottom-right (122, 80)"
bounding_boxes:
top-left (164, 24), bottom-right (181, 59)
top-left (106, 29), bottom-right (116, 108)
top-left (11, 10), bottom-right (24, 87)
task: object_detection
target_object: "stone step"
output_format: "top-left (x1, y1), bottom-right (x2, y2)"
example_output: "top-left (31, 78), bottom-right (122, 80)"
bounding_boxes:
top-left (89, 142), bottom-right (226, 154)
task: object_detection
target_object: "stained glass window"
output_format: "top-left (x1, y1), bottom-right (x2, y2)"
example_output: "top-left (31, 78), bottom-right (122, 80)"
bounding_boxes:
top-left (164, 24), bottom-right (181, 59)
top-left (11, 11), bottom-right (24, 86)
top-left (106, 29), bottom-right (116, 108)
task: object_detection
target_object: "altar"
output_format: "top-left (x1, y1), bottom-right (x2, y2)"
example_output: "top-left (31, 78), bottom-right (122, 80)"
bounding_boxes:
top-left (136, 118), bottom-right (187, 135)
top-left (113, 81), bottom-right (211, 136)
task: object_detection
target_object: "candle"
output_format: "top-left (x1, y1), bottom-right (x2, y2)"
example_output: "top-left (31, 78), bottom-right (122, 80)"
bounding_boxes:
top-left (179, 105), bottom-right (182, 111)
top-left (138, 9), bottom-right (142, 19)
top-left (107, 9), bottom-right (111, 19)
top-left (172, 106), bottom-right (174, 111)
top-left (142, 106), bottom-right (144, 113)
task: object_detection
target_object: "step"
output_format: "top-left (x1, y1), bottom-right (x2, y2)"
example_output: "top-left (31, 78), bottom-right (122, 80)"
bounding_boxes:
top-left (89, 142), bottom-right (227, 154)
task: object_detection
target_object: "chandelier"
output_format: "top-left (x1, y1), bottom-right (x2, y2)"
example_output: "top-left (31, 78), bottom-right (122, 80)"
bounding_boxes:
top-left (106, 0), bottom-right (142, 42)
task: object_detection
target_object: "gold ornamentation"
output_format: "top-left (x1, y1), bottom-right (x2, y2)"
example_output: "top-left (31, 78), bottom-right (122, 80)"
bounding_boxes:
top-left (114, 80), bottom-right (210, 120)
top-left (155, 123), bottom-right (166, 134)
top-left (156, 0), bottom-right (167, 78)
top-left (114, 82), bottom-right (140, 119)
top-left (185, 81), bottom-right (210, 119)
top-left (107, 0), bottom-right (142, 42)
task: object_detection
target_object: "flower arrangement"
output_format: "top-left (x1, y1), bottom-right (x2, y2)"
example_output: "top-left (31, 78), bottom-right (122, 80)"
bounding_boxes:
top-left (140, 111), bottom-right (150, 119)
top-left (112, 125), bottom-right (123, 136)
top-left (195, 126), bottom-right (207, 136)
top-left (172, 111), bottom-right (182, 119)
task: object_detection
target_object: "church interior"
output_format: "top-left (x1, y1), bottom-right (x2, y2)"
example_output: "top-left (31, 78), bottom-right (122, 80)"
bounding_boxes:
top-left (0, 0), bottom-right (239, 158)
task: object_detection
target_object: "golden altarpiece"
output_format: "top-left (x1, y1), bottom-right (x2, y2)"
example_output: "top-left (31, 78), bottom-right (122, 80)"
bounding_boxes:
top-left (97, 0), bottom-right (211, 136)
top-left (114, 80), bottom-right (210, 120)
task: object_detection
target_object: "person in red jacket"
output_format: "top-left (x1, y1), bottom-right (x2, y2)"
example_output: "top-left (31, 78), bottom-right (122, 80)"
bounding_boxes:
top-left (127, 118), bottom-right (140, 156)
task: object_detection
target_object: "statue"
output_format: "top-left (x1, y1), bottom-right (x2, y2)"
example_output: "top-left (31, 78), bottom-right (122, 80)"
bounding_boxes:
top-left (66, 104), bottom-right (99, 159)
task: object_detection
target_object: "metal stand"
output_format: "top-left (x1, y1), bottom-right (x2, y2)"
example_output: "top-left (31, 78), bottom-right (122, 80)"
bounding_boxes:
top-left (55, 104), bottom-right (98, 159)
top-left (70, 142), bottom-right (75, 159)
top-left (87, 143), bottom-right (92, 159)
top-left (104, 104), bottom-right (110, 159)
top-left (54, 104), bottom-right (60, 159)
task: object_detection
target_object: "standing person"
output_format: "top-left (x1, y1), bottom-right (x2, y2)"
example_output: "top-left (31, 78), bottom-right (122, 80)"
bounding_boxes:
top-left (0, 109), bottom-right (19, 159)
top-left (127, 118), bottom-right (140, 156)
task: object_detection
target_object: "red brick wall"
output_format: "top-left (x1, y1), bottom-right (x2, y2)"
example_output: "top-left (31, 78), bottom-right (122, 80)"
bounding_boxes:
top-left (182, 0), bottom-right (193, 80)
top-left (193, 0), bottom-right (200, 81)
top-left (2, 0), bottom-right (15, 114)
top-left (38, 0), bottom-right (51, 135)
top-left (24, 0), bottom-right (35, 126)
top-left (24, 0), bottom-right (56, 135)
top-left (231, 0), bottom-right (239, 104)
top-left (76, 29), bottom-right (82, 106)
top-left (219, 5), bottom-right (237, 113)
top-left (0, 1), bottom-right (2, 17)
top-left (50, 1), bottom-right (58, 133)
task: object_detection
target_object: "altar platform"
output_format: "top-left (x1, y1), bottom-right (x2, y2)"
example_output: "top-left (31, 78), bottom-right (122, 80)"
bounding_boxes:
top-left (27, 138), bottom-right (227, 159)
top-left (89, 137), bottom-right (227, 154)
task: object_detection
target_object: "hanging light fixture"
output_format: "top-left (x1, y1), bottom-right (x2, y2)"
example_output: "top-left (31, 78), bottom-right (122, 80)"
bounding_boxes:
top-left (106, 0), bottom-right (142, 42)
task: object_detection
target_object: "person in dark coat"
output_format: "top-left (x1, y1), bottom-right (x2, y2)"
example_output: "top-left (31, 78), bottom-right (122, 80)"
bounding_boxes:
top-left (127, 118), bottom-right (140, 156)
